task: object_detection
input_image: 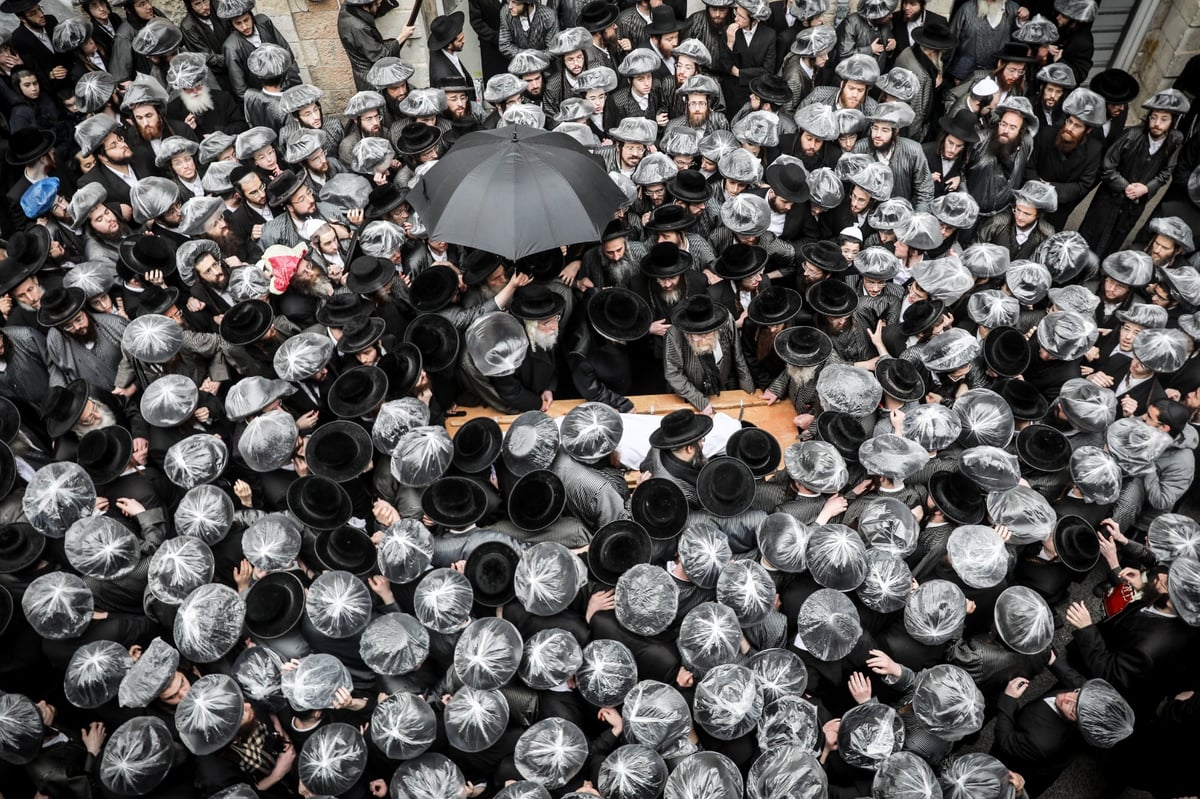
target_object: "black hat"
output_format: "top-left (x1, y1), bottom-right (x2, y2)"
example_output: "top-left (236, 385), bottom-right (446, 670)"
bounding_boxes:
top-left (118, 234), bottom-right (178, 277)
top-left (774, 325), bottom-right (833, 366)
top-left (588, 520), bottom-right (652, 585)
top-left (928, 471), bottom-right (985, 524)
top-left (1015, 423), bottom-right (1071, 472)
top-left (305, 420), bottom-right (373, 482)
top-left (287, 475), bottom-right (354, 531)
top-left (815, 411), bottom-right (868, 463)
top-left (1089, 68), bottom-right (1139, 103)
top-left (312, 525), bottom-right (377, 577)
top-left (220, 300), bottom-right (274, 345)
top-left (937, 109), bottom-right (982, 143)
top-left (587, 287), bottom-right (653, 342)
top-left (460, 249), bottom-right (507, 286)
top-left (726, 427), bottom-right (781, 476)
top-left (899, 299), bottom-right (945, 337)
top-left (912, 19), bottom-right (956, 50)
top-left (42, 379), bottom-right (89, 439)
top-left (433, 74), bottom-right (474, 94)
top-left (667, 170), bottom-right (710, 204)
top-left (749, 74), bottom-right (792, 107)
top-left (410, 265), bottom-right (460, 312)
top-left (640, 242), bottom-right (693, 277)
top-left (395, 123), bottom-right (443, 157)
top-left (337, 315), bottom-right (386, 355)
top-left (998, 377), bottom-right (1048, 421)
top-left (244, 571), bottom-right (305, 639)
top-left (365, 182), bottom-right (410, 221)
top-left (427, 11), bottom-right (465, 51)
top-left (645, 5), bottom-right (686, 35)
top-left (404, 313), bottom-right (460, 372)
top-left (453, 418), bottom-right (503, 473)
top-left (982, 326), bottom-right (1031, 377)
top-left (0, 523), bottom-right (45, 574)
top-left (697, 456), bottom-right (756, 516)
top-left (76, 427), bottom-right (133, 485)
top-left (508, 469), bottom-right (567, 531)
top-left (631, 478), bottom-right (688, 539)
top-left (316, 293), bottom-right (369, 327)
top-left (514, 249), bottom-right (565, 281)
top-left (996, 41), bottom-right (1037, 64)
top-left (1054, 515), bottom-right (1100, 572)
top-left (266, 170), bottom-right (305, 207)
top-left (578, 0), bottom-right (619, 32)
top-left (764, 162), bottom-right (810, 204)
top-left (421, 476), bottom-right (488, 528)
top-left (649, 408), bottom-right (713, 449)
top-left (644, 204), bottom-right (695, 233)
top-left (5, 127), bottom-right (54, 166)
top-left (346, 255), bottom-right (395, 295)
top-left (36, 287), bottom-right (86, 328)
top-left (384, 342), bottom-right (424, 401)
top-left (876, 358), bottom-right (926, 402)
top-left (0, 443), bottom-right (14, 501)
top-left (135, 285), bottom-right (180, 317)
top-left (714, 244), bottom-right (768, 281)
top-left (0, 227), bottom-right (50, 294)
top-left (673, 294), bottom-right (727, 334)
top-left (328, 365), bottom-right (389, 418)
top-left (464, 540), bottom-right (520, 606)
top-left (509, 285), bottom-right (566, 321)
top-left (0, 397), bottom-right (18, 445)
top-left (747, 286), bottom-right (803, 326)
top-left (806, 280), bottom-right (858, 318)
top-left (799, 241), bottom-right (847, 274)
top-left (0, 0), bottom-right (40, 13)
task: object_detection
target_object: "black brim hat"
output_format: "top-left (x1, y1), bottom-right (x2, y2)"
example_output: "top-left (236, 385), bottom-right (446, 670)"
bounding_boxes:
top-left (805, 279), bottom-right (858, 318)
top-left (696, 456), bottom-right (756, 517)
top-left (912, 20), bottom-right (956, 50)
top-left (998, 377), bottom-right (1049, 421)
top-left (76, 426), bottom-right (133, 486)
top-left (937, 109), bottom-right (982, 143)
top-left (588, 520), bottom-right (652, 586)
top-left (220, 300), bottom-right (274, 346)
top-left (982, 326), bottom-right (1031, 377)
top-left (514, 249), bottom-right (566, 281)
top-left (427, 10), bottom-right (465, 51)
top-left (747, 286), bottom-right (803, 327)
top-left (316, 293), bottom-right (369, 327)
top-left (899, 299), bottom-right (946, 337)
top-left (464, 540), bottom-right (520, 606)
top-left (714, 243), bottom-right (769, 281)
top-left (815, 411), bottom-right (868, 463)
top-left (405, 313), bottom-right (461, 372)
top-left (328, 365), bottom-right (389, 418)
top-left (774, 325), bottom-right (833, 366)
top-left (640, 241), bottom-right (693, 277)
top-left (42, 379), bottom-right (89, 439)
top-left (666, 170), bottom-right (710, 204)
top-left (644, 205), bottom-right (695, 234)
top-left (588, 287), bottom-right (653, 342)
top-left (631, 477), bottom-right (688, 539)
top-left (36, 287), bottom-right (87, 328)
top-left (648, 408), bottom-right (713, 449)
top-left (508, 469), bottom-right (567, 531)
top-left (346, 256), bottom-right (396, 295)
top-left (510, 285), bottom-right (567, 322)
top-left (763, 162), bottom-right (810, 204)
top-left (422, 476), bottom-right (488, 528)
top-left (364, 182), bottom-right (409, 220)
top-left (1054, 515), bottom-right (1101, 572)
top-left (312, 525), bottom-right (377, 577)
top-left (305, 420), bottom-right (374, 482)
top-left (337, 316), bottom-right (386, 356)
top-left (725, 427), bottom-right (781, 476)
top-left (673, 295), bottom-right (728, 334)
top-left (800, 241), bottom-right (848, 274)
top-left (0, 227), bottom-right (51, 295)
top-left (287, 475), bottom-right (354, 531)
top-left (928, 471), bottom-right (985, 524)
top-left (875, 358), bottom-right (926, 402)
top-left (4, 126), bottom-right (55, 166)
top-left (453, 417), bottom-right (503, 474)
top-left (119, 234), bottom-right (178, 277)
top-left (0, 523), bottom-right (45, 574)
top-left (245, 571), bottom-right (305, 639)
top-left (1089, 68), bottom-right (1139, 103)
top-left (578, 0), bottom-right (619, 32)
top-left (1015, 423), bottom-right (1071, 472)
top-left (410, 265), bottom-right (460, 313)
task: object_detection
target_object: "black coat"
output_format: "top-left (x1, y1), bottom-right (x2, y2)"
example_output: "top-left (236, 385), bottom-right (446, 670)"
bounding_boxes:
top-left (1026, 121), bottom-right (1102, 230)
top-left (992, 690), bottom-right (1081, 797)
top-left (427, 50), bottom-right (477, 101)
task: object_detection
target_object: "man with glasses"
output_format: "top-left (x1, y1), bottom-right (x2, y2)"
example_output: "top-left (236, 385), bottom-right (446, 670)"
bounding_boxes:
top-left (5, 0), bottom-right (73, 89)
top-left (853, 102), bottom-right (935, 211)
top-left (261, 170), bottom-right (351, 250)
top-left (75, 115), bottom-right (142, 206)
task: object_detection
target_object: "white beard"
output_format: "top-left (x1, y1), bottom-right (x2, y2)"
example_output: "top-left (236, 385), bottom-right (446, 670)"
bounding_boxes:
top-left (689, 335), bottom-right (717, 355)
top-left (786, 364), bottom-right (818, 385)
top-left (180, 86), bottom-right (215, 116)
top-left (524, 321), bottom-right (559, 352)
top-left (72, 401), bottom-right (118, 437)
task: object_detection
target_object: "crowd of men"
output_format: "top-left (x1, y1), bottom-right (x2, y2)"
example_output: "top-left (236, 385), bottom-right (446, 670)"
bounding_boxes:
top-left (0, 0), bottom-right (1197, 795)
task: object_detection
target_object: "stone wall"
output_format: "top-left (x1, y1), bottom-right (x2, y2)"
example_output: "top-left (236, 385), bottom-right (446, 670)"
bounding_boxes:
top-left (1121, 0), bottom-right (1198, 118)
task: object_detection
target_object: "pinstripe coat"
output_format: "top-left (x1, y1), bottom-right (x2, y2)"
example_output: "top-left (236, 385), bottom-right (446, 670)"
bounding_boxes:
top-left (663, 316), bottom-right (755, 409)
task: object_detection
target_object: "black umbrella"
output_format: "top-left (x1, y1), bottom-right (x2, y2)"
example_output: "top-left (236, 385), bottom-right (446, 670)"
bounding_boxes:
top-left (409, 125), bottom-right (626, 260)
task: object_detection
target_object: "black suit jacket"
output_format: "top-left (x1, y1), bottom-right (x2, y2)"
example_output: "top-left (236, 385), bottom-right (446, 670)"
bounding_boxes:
top-left (78, 163), bottom-right (140, 207)
top-left (10, 19), bottom-right (73, 88)
top-left (892, 11), bottom-right (949, 60)
top-left (427, 50), bottom-right (477, 101)
top-left (992, 691), bottom-right (1080, 796)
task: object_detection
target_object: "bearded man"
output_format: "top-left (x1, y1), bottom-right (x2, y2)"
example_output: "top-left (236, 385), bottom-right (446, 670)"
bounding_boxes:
top-left (125, 95), bottom-right (199, 177)
top-left (582, 223), bottom-right (647, 290)
top-left (38, 287), bottom-right (128, 387)
top-left (493, 286), bottom-right (564, 412)
top-left (663, 294), bottom-right (754, 413)
top-left (1026, 87), bottom-right (1104, 230)
top-left (166, 52), bottom-right (246, 137)
top-left (182, 196), bottom-right (255, 263)
top-left (640, 408), bottom-right (712, 502)
top-left (76, 115), bottom-right (141, 206)
top-left (966, 97), bottom-right (1038, 218)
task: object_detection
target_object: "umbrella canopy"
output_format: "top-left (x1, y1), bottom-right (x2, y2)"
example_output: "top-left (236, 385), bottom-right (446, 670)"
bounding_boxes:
top-left (409, 125), bottom-right (626, 259)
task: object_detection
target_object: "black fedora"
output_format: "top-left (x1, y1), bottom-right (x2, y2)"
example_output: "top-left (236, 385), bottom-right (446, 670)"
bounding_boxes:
top-left (672, 294), bottom-right (727, 334)
top-left (644, 5), bottom-right (686, 35)
top-left (0, 523), bottom-right (45, 574)
top-left (508, 469), bottom-right (567, 532)
top-left (578, 0), bottom-right (618, 32)
top-left (666, 170), bottom-right (710, 204)
top-left (1015, 423), bottom-right (1071, 472)
top-left (937, 109), bottom-right (982, 144)
top-left (996, 41), bottom-right (1037, 64)
top-left (912, 19), bottom-right (956, 51)
top-left (601, 220), bottom-right (628, 243)
top-left (364, 182), bottom-right (409, 221)
top-left (998, 377), bottom-right (1048, 421)
top-left (747, 286), bottom-right (803, 327)
top-left (726, 427), bottom-right (781, 476)
top-left (800, 241), bottom-right (848, 274)
top-left (587, 287), bottom-right (653, 342)
top-left (337, 316), bottom-right (386, 355)
top-left (384, 342), bottom-right (423, 398)
top-left (394, 123), bottom-right (443, 157)
top-left (714, 244), bottom-right (768, 281)
top-left (464, 540), bottom-right (519, 607)
top-left (316, 293), bottom-right (368, 327)
top-left (697, 456), bottom-right (756, 517)
top-left (220, 300), bottom-right (274, 346)
top-left (589, 520), bottom-right (652, 586)
top-left (421, 476), bottom-right (488, 528)
top-left (42, 379), bottom-right (89, 439)
top-left (643, 204), bottom-right (695, 233)
top-left (0, 227), bottom-right (50, 294)
top-left (640, 242), bottom-right (693, 278)
top-left (119, 234), bottom-right (178, 277)
top-left (649, 408), bottom-right (713, 449)
top-left (0, 442), bottom-right (14, 500)
top-left (631, 478), bottom-right (688, 539)
top-left (404, 313), bottom-right (460, 372)
top-left (36, 287), bottom-right (86, 328)
top-left (5, 127), bottom-right (54, 166)
top-left (1089, 68), bottom-right (1139, 104)
top-left (876, 358), bottom-right (926, 402)
top-left (815, 411), bottom-right (868, 463)
top-left (899, 299), bottom-right (946, 337)
top-left (77, 426), bottom-right (133, 485)
top-left (749, 74), bottom-right (791, 107)
top-left (312, 525), bottom-right (377, 577)
top-left (1054, 515), bottom-right (1100, 572)
top-left (305, 420), bottom-right (373, 482)
top-left (136, 285), bottom-right (180, 317)
top-left (510, 285), bottom-right (567, 322)
top-left (328, 365), bottom-right (389, 418)
top-left (763, 162), bottom-right (810, 204)
top-left (514, 249), bottom-right (565, 281)
top-left (346, 256), bottom-right (395, 295)
top-left (982, 326), bottom-right (1031, 377)
top-left (245, 571), bottom-right (306, 639)
top-left (410, 265), bottom-right (460, 312)
top-left (427, 11), bottom-right (465, 51)
top-left (928, 471), bottom-right (985, 524)
top-left (806, 280), bottom-right (858, 318)
top-left (774, 325), bottom-right (832, 366)
top-left (453, 418), bottom-right (503, 474)
top-left (460, 249), bottom-right (506, 286)
top-left (266, 170), bottom-right (306, 207)
top-left (287, 475), bottom-right (354, 531)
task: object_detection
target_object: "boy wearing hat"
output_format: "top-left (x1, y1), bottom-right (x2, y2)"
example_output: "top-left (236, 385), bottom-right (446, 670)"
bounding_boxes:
top-left (976, 180), bottom-right (1057, 260)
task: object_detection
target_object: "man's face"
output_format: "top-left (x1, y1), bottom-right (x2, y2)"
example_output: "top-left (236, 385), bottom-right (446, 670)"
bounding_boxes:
top-left (941, 133), bottom-right (965, 160)
top-left (205, 213), bottom-right (231, 240)
top-left (706, 5), bottom-right (729, 25)
top-left (801, 260), bottom-right (826, 284)
top-left (158, 672), bottom-right (191, 706)
top-left (675, 56), bottom-right (697, 83)
top-left (449, 32), bottom-right (465, 51)
top-left (163, 202), bottom-right (182, 225)
top-left (657, 274), bottom-right (682, 292)
top-left (869, 122), bottom-right (895, 151)
top-left (658, 31), bottom-right (679, 57)
top-left (849, 185), bottom-right (871, 215)
top-left (841, 80), bottom-right (867, 108)
top-left (253, 146), bottom-right (279, 173)
top-left (133, 105), bottom-right (162, 140)
top-left (297, 103), bottom-right (322, 129)
top-left (386, 82), bottom-right (409, 102)
top-left (631, 73), bottom-right (653, 96)
top-left (1059, 115), bottom-right (1086, 145)
top-left (522, 72), bottom-right (544, 97)
top-left (618, 142), bottom-right (645, 169)
top-left (768, 191), bottom-right (793, 214)
top-left (1148, 110), bottom-right (1173, 140)
top-left (901, 0), bottom-right (921, 20)
top-left (1101, 276), bottom-right (1130, 303)
top-left (1042, 83), bottom-right (1064, 109)
top-left (358, 108), bottom-right (384, 137)
top-left (602, 238), bottom-right (626, 263)
top-left (799, 130), bottom-right (823, 157)
top-left (445, 90), bottom-right (469, 118)
top-left (196, 254), bottom-right (227, 288)
top-left (508, 0), bottom-right (526, 15)
top-left (1118, 321), bottom-right (1143, 352)
top-left (687, 330), bottom-right (717, 353)
top-left (232, 12), bottom-right (255, 35)
top-left (485, 264), bottom-right (508, 290)
top-left (1149, 234), bottom-right (1180, 267)
top-left (997, 60), bottom-right (1025, 89)
top-left (305, 147), bottom-right (330, 175)
top-left (88, 204), bottom-right (119, 236)
top-left (1143, 404), bottom-right (1171, 434)
top-left (171, 154), bottom-right (197, 181)
top-left (1147, 282), bottom-right (1172, 308)
top-left (996, 111), bottom-right (1024, 143)
top-left (863, 276), bottom-right (887, 297)
top-left (239, 173), bottom-right (267, 206)
top-left (1012, 202), bottom-right (1037, 229)
top-left (188, 0), bottom-right (211, 17)
top-left (12, 276), bottom-right (41, 309)
top-left (723, 178), bottom-right (748, 197)
top-left (86, 0), bottom-right (109, 22)
top-left (671, 153), bottom-right (694, 171)
top-left (101, 131), bottom-right (133, 165)
top-left (586, 89), bottom-right (607, 115)
top-left (287, 185), bottom-right (317, 217)
top-left (62, 310), bottom-right (92, 340)
top-left (564, 50), bottom-right (585, 75)
top-left (656, 231), bottom-right (683, 247)
top-left (20, 4), bottom-right (46, 28)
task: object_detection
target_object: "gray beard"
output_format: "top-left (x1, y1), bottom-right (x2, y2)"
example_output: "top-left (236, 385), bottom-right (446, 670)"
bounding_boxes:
top-left (787, 364), bottom-right (818, 385)
top-left (72, 400), bottom-right (117, 437)
top-left (605, 257), bottom-right (638, 287)
top-left (658, 287), bottom-right (682, 306)
top-left (179, 87), bottom-right (215, 115)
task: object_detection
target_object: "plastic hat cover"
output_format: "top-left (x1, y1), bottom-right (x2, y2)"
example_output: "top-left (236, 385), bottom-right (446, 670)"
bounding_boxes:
top-left (599, 745), bottom-right (668, 799)
top-left (232, 646), bottom-right (284, 709)
top-left (959, 446), bottom-right (1021, 491)
top-left (904, 579), bottom-right (966, 645)
top-left (796, 588), bottom-right (862, 661)
top-left (693, 663), bottom-right (765, 740)
top-left (118, 637), bottom-right (179, 708)
top-left (677, 601), bottom-right (742, 674)
top-left (946, 526), bottom-right (1008, 589)
top-left (1070, 445), bottom-right (1122, 504)
top-left (148, 536), bottom-right (214, 604)
top-left (100, 716), bottom-right (174, 795)
top-left (872, 752), bottom-right (941, 799)
top-left (514, 717), bottom-right (588, 788)
top-left (391, 425), bottom-right (454, 486)
top-left (560, 402), bottom-right (623, 460)
top-left (1148, 513), bottom-right (1200, 563)
top-left (173, 484), bottom-right (233, 545)
top-left (576, 638), bottom-right (638, 706)
top-left (414, 567), bottom-right (474, 633)
top-left (242, 513), bottom-right (302, 572)
top-left (514, 542), bottom-right (581, 616)
top-left (238, 410), bottom-right (299, 472)
top-left (175, 673), bottom-right (244, 755)
top-left (22, 571), bottom-right (93, 639)
top-left (940, 752), bottom-right (1009, 799)
top-left (22, 462), bottom-right (96, 538)
top-left (496, 782), bottom-right (552, 799)
top-left (502, 411), bottom-right (560, 476)
top-left (985, 485), bottom-right (1056, 545)
top-left (747, 648), bottom-right (808, 703)
top-left (444, 685), bottom-right (510, 752)
top-left (621, 680), bottom-right (692, 754)
top-left (805, 523), bottom-right (868, 591)
top-left (64, 640), bottom-right (131, 709)
top-left (174, 583), bottom-right (245, 662)
top-left (1106, 417), bottom-right (1172, 476)
top-left (376, 518), bottom-right (435, 583)
top-left (858, 433), bottom-right (931, 481)
top-left (390, 753), bottom-right (465, 799)
top-left (715, 559), bottom-right (776, 625)
top-left (615, 563), bottom-right (679, 636)
top-left (282, 653), bottom-right (353, 711)
top-left (838, 701), bottom-right (905, 768)
top-left (454, 617), bottom-right (523, 690)
top-left (467, 312), bottom-right (529, 376)
top-left (912, 664), bottom-right (985, 741)
top-left (858, 550), bottom-right (913, 613)
top-left (783, 440), bottom-right (849, 494)
top-left (64, 515), bottom-right (139, 579)
top-left (817, 364), bottom-right (883, 416)
top-left (0, 692), bottom-right (44, 764)
top-left (372, 398), bottom-right (431, 454)
top-left (757, 695), bottom-right (820, 751)
top-left (1076, 678), bottom-right (1136, 748)
top-left (664, 751), bottom-right (744, 799)
top-left (858, 496), bottom-right (919, 556)
top-left (678, 522), bottom-right (732, 589)
top-left (359, 612), bottom-right (429, 675)
top-left (903, 402), bottom-right (963, 451)
top-left (306, 570), bottom-right (372, 639)
top-left (519, 628), bottom-right (583, 690)
top-left (993, 585), bottom-right (1054, 654)
top-left (757, 512), bottom-right (812, 571)
top-left (140, 373), bottom-right (199, 426)
top-left (164, 434), bottom-right (228, 488)
top-left (299, 722), bottom-right (367, 795)
top-left (1169, 556), bottom-right (1200, 627)
top-left (371, 692), bottom-right (437, 760)
top-left (954, 389), bottom-right (1015, 448)
top-left (745, 745), bottom-right (827, 799)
